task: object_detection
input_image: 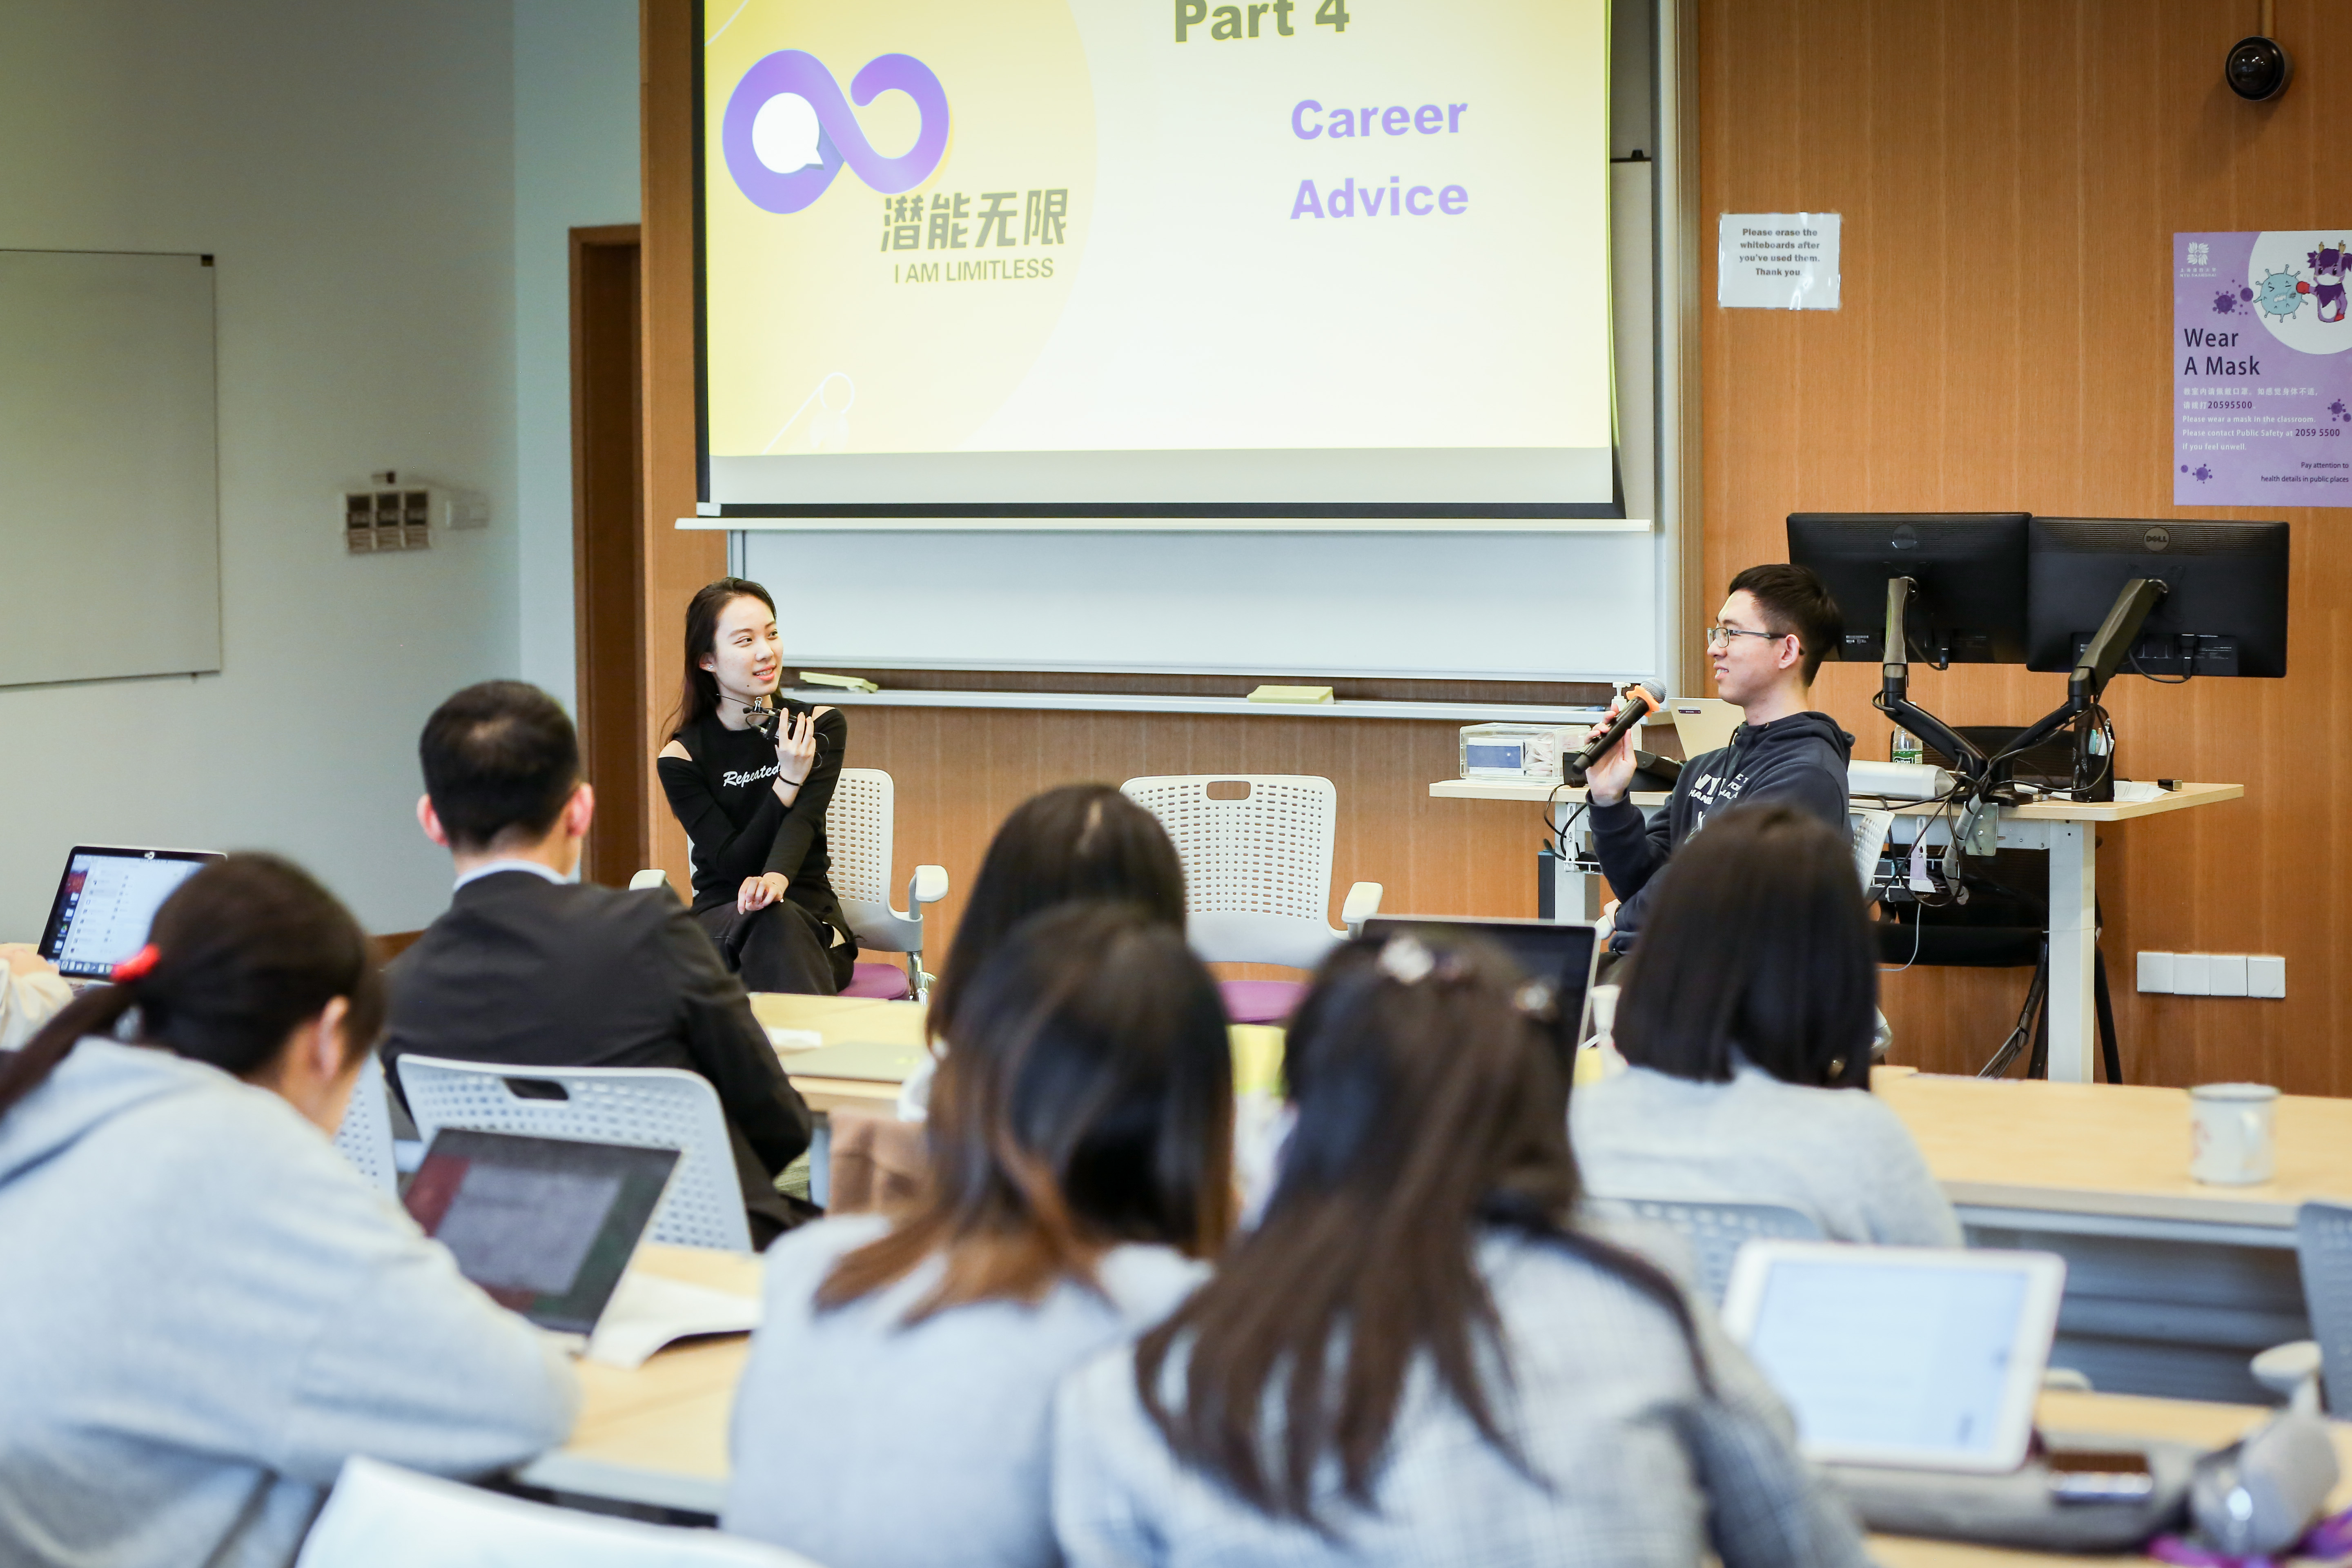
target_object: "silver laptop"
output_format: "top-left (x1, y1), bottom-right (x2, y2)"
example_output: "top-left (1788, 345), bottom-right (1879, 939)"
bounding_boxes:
top-left (1668, 698), bottom-right (1743, 760)
top-left (1359, 915), bottom-right (1602, 1056)
top-left (37, 845), bottom-right (224, 986)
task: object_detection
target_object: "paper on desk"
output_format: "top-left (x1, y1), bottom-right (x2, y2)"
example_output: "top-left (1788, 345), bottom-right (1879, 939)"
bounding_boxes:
top-left (2112, 780), bottom-right (2163, 803)
top-left (766, 1026), bottom-right (824, 1053)
top-left (585, 1270), bottom-right (762, 1370)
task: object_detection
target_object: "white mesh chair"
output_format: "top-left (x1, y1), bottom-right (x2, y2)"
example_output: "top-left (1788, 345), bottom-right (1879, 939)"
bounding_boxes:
top-left (331, 1054), bottom-right (399, 1196)
top-left (394, 1055), bottom-right (751, 1253)
top-left (1120, 774), bottom-right (1383, 1024)
top-left (296, 1455), bottom-right (823, 1568)
top-left (1582, 1196), bottom-right (1824, 1306)
top-left (824, 767), bottom-right (949, 1000)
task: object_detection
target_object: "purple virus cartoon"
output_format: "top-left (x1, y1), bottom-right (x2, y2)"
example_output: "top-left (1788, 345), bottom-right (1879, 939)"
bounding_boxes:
top-left (2333, 399), bottom-right (2351, 423)
top-left (2256, 266), bottom-right (2310, 318)
top-left (2214, 290), bottom-right (2241, 314)
top-left (2191, 464), bottom-right (2214, 483)
top-left (2307, 241), bottom-right (2350, 323)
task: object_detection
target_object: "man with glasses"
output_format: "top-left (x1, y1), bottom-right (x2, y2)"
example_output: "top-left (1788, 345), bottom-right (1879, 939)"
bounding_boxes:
top-left (1582, 563), bottom-right (1851, 954)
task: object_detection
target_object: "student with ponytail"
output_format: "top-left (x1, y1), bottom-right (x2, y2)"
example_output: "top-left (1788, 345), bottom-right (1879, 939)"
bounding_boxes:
top-left (1053, 928), bottom-right (1869, 1568)
top-left (0, 854), bottom-right (577, 1568)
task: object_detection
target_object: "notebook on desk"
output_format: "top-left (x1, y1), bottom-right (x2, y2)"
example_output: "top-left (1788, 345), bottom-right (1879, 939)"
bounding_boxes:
top-left (782, 1039), bottom-right (930, 1083)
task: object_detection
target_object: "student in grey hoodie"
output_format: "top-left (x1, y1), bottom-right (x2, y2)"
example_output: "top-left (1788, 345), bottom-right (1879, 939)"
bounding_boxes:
top-left (725, 902), bottom-right (1232, 1568)
top-left (0, 854), bottom-right (577, 1568)
top-left (1054, 927), bottom-right (1869, 1568)
top-left (1584, 563), bottom-right (1854, 954)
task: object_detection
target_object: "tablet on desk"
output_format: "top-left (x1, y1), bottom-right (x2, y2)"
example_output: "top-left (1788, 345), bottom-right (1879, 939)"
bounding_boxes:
top-left (1720, 1242), bottom-right (2066, 1473)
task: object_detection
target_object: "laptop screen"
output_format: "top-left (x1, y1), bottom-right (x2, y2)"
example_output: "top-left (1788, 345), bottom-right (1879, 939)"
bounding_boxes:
top-left (1358, 915), bottom-right (1600, 1055)
top-left (404, 1129), bottom-right (679, 1336)
top-left (38, 847), bottom-right (223, 978)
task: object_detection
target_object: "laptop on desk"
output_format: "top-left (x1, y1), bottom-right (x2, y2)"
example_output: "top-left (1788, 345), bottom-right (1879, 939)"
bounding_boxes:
top-left (1359, 915), bottom-right (1601, 1060)
top-left (37, 845), bottom-right (223, 987)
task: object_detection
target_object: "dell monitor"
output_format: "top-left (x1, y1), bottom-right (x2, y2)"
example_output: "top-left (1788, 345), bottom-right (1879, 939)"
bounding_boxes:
top-left (1786, 513), bottom-right (2031, 667)
top-left (2025, 519), bottom-right (2290, 680)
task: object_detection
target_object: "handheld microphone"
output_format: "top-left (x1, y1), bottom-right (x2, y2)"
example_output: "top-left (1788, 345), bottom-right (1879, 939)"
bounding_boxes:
top-left (1564, 681), bottom-right (1667, 783)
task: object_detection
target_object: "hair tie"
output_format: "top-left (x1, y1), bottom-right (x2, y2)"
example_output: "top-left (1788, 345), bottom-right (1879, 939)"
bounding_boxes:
top-left (111, 944), bottom-right (160, 983)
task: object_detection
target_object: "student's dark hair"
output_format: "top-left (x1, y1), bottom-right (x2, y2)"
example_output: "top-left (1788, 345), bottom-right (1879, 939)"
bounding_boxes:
top-left (818, 901), bottom-right (1234, 1317)
top-left (0, 853), bottom-right (386, 1120)
top-left (925, 784), bottom-right (1189, 1046)
top-left (1137, 929), bottom-right (1703, 1525)
top-left (1728, 561), bottom-right (1844, 682)
top-left (668, 577), bottom-right (777, 737)
top-left (418, 680), bottom-right (581, 852)
top-left (1613, 802), bottom-right (1878, 1089)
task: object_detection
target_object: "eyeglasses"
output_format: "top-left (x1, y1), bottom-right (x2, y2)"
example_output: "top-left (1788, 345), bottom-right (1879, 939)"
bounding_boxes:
top-left (1705, 624), bottom-right (1785, 650)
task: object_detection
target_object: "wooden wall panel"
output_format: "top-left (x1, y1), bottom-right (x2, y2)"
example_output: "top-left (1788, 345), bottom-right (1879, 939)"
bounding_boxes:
top-left (641, 0), bottom-right (726, 890)
top-left (1699, 0), bottom-right (2352, 1088)
top-left (842, 707), bottom-right (1549, 972)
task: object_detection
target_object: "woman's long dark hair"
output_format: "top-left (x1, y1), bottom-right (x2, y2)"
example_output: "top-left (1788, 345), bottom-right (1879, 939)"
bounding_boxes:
top-left (0, 854), bottom-right (386, 1119)
top-left (925, 784), bottom-right (1189, 1046)
top-left (1136, 929), bottom-right (1702, 1525)
top-left (819, 901), bottom-right (1233, 1318)
top-left (667, 577), bottom-right (777, 739)
top-left (1612, 802), bottom-right (1878, 1089)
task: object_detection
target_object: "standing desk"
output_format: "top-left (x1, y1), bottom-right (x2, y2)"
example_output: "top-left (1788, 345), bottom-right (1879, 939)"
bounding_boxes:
top-left (519, 1256), bottom-right (2352, 1564)
top-left (1428, 779), bottom-right (2243, 1085)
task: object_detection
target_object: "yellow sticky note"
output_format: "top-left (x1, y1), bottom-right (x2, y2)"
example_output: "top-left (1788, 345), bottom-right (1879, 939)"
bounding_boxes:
top-left (1247, 684), bottom-right (1335, 704)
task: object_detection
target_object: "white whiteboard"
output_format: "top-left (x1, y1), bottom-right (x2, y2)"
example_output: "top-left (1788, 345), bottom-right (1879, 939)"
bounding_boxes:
top-left (739, 524), bottom-right (1657, 682)
top-left (0, 250), bottom-right (220, 688)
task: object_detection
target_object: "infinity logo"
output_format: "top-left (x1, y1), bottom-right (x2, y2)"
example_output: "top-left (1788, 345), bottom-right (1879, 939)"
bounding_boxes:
top-left (722, 52), bottom-right (950, 215)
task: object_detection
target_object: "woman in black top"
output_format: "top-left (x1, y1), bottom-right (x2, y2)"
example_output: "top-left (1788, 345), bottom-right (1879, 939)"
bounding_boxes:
top-left (657, 579), bottom-right (855, 994)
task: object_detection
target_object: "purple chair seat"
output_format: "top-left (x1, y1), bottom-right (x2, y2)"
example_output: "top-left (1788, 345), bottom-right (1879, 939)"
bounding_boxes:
top-left (1221, 979), bottom-right (1306, 1026)
top-left (842, 962), bottom-right (911, 1000)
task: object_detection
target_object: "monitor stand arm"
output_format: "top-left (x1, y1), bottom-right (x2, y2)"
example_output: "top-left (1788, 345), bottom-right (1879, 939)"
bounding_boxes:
top-left (1998, 577), bottom-right (2169, 763)
top-left (1873, 576), bottom-right (1991, 783)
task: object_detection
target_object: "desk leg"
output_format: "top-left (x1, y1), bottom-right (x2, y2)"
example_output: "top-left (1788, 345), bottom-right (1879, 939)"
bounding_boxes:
top-left (2046, 822), bottom-right (2097, 1083)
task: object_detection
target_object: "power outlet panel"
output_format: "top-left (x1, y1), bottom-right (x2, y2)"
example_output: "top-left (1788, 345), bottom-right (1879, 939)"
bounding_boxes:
top-left (2137, 951), bottom-right (2285, 999)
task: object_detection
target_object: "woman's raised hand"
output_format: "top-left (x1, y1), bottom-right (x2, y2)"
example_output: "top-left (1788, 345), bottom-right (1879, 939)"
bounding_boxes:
top-left (775, 710), bottom-right (818, 786)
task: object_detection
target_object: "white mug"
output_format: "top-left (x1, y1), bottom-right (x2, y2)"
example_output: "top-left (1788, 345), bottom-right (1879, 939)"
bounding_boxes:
top-left (2191, 1082), bottom-right (2279, 1185)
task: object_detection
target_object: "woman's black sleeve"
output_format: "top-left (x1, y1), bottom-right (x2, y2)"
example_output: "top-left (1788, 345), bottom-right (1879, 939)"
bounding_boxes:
top-left (657, 751), bottom-right (783, 878)
top-left (763, 708), bottom-right (849, 884)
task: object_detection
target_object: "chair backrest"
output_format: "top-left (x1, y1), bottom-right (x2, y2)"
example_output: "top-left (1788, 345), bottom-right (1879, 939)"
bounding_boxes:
top-left (297, 1455), bottom-right (822, 1568)
top-left (394, 1055), bottom-right (751, 1252)
top-left (825, 766), bottom-right (919, 953)
top-left (2296, 1200), bottom-right (2352, 1412)
top-left (1582, 1196), bottom-right (1824, 1305)
top-left (1120, 774), bottom-right (1341, 969)
top-left (332, 1054), bottom-right (399, 1196)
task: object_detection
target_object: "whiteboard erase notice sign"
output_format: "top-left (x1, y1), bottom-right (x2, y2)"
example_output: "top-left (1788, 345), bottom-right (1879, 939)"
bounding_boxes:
top-left (1718, 214), bottom-right (1841, 310)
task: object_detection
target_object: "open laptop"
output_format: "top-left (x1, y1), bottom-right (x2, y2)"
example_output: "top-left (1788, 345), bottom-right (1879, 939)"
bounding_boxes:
top-left (1721, 1241), bottom-right (2067, 1473)
top-left (37, 845), bottom-right (224, 984)
top-left (403, 1129), bottom-right (679, 1343)
top-left (1668, 697), bottom-right (1744, 760)
top-left (1359, 915), bottom-right (1601, 1059)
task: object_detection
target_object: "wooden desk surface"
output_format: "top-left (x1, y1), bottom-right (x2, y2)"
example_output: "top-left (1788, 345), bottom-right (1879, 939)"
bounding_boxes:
top-left (1429, 778), bottom-right (2243, 823)
top-left (1876, 1068), bottom-right (2352, 1229)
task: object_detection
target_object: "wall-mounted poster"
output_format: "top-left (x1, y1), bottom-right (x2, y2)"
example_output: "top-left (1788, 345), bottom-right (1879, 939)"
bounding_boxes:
top-left (2176, 230), bottom-right (2352, 506)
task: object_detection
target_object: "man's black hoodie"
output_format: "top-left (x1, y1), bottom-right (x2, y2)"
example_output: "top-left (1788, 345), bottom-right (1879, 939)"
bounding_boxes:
top-left (1589, 709), bottom-right (1853, 953)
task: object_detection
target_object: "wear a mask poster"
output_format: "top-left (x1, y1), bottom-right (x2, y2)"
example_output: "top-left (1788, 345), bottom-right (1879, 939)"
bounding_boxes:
top-left (2175, 231), bottom-right (2352, 506)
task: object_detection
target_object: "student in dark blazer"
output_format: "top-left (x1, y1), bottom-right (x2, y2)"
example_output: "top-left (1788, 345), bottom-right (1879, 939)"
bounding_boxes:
top-left (381, 680), bottom-right (813, 1247)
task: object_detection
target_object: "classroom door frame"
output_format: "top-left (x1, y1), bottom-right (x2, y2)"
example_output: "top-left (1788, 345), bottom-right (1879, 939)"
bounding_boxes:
top-left (570, 223), bottom-right (647, 887)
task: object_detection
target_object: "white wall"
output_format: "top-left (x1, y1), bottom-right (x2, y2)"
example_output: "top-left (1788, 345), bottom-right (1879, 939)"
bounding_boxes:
top-left (0, 0), bottom-right (522, 936)
top-left (513, 0), bottom-right (641, 713)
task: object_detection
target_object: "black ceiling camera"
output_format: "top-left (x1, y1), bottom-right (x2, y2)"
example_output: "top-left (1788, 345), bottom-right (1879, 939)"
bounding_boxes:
top-left (2226, 34), bottom-right (2292, 101)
